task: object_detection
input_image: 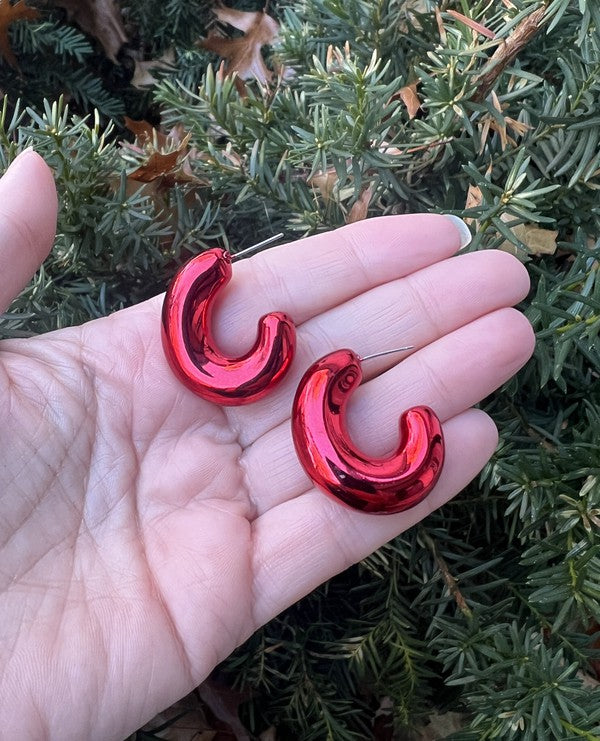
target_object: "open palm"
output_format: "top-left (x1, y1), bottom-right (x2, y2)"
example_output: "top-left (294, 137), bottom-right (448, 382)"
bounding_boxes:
top-left (0, 152), bottom-right (534, 740)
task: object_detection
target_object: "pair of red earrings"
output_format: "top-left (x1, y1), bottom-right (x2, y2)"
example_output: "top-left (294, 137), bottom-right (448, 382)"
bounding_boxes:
top-left (161, 244), bottom-right (444, 515)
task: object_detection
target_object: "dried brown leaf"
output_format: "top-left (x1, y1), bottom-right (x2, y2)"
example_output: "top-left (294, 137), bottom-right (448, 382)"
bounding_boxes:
top-left (399, 82), bottom-right (421, 119)
top-left (308, 168), bottom-right (338, 204)
top-left (213, 4), bottom-right (263, 34)
top-left (123, 119), bottom-right (202, 187)
top-left (128, 150), bottom-right (181, 183)
top-left (415, 711), bottom-right (467, 740)
top-left (0, 0), bottom-right (39, 68)
top-left (346, 183), bottom-right (373, 223)
top-left (124, 117), bottom-right (163, 146)
top-left (201, 7), bottom-right (279, 83)
top-left (464, 184), bottom-right (483, 226)
top-left (498, 213), bottom-right (558, 256)
top-left (131, 49), bottom-right (175, 89)
top-left (514, 223), bottom-right (558, 255)
top-left (51, 0), bottom-right (127, 62)
top-left (447, 9), bottom-right (496, 39)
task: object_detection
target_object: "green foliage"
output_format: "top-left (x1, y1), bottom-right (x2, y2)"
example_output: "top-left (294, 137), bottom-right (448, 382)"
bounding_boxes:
top-left (0, 98), bottom-right (222, 335)
top-left (2, 0), bottom-right (600, 738)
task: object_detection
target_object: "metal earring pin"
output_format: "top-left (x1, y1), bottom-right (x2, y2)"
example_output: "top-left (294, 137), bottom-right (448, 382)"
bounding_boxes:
top-left (291, 347), bottom-right (444, 514)
top-left (161, 234), bottom-right (296, 405)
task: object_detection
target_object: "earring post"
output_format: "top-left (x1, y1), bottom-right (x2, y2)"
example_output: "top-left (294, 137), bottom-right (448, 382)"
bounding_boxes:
top-left (360, 346), bottom-right (414, 362)
top-left (230, 233), bottom-right (285, 262)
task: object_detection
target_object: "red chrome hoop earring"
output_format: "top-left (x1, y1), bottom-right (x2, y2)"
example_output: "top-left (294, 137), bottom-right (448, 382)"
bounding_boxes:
top-left (292, 348), bottom-right (444, 514)
top-left (162, 237), bottom-right (296, 405)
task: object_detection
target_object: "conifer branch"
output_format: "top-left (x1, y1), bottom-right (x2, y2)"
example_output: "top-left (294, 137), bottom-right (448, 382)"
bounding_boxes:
top-left (472, 5), bottom-right (547, 102)
top-left (419, 528), bottom-right (473, 620)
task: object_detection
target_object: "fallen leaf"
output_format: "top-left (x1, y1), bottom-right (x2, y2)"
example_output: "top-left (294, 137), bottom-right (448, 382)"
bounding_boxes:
top-left (499, 213), bottom-right (558, 256)
top-left (398, 82), bottom-right (421, 119)
top-left (308, 168), bottom-right (338, 204)
top-left (200, 6), bottom-right (279, 83)
top-left (131, 48), bottom-right (175, 89)
top-left (0, 0), bottom-right (39, 68)
top-left (128, 150), bottom-right (181, 183)
top-left (347, 183), bottom-right (373, 223)
top-left (121, 118), bottom-right (203, 187)
top-left (415, 710), bottom-right (467, 740)
top-left (124, 116), bottom-right (165, 147)
top-left (447, 9), bottom-right (496, 39)
top-left (397, 0), bottom-right (430, 32)
top-left (464, 183), bottom-right (483, 226)
top-left (378, 140), bottom-right (403, 156)
top-left (212, 4), bottom-right (264, 34)
top-left (516, 224), bottom-right (558, 255)
top-left (50, 0), bottom-right (127, 63)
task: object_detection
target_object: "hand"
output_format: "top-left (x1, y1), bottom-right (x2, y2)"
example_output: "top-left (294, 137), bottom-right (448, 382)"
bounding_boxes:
top-left (0, 152), bottom-right (534, 740)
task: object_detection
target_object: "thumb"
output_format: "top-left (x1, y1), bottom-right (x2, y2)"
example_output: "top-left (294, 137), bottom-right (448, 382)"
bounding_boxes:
top-left (0, 149), bottom-right (58, 314)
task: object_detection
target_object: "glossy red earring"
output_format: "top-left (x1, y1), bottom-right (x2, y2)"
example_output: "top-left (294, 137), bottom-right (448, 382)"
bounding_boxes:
top-left (162, 244), bottom-right (295, 405)
top-left (292, 349), bottom-right (444, 514)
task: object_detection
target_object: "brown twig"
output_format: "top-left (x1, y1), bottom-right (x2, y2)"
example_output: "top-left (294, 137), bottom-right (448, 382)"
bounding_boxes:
top-left (472, 5), bottom-right (547, 103)
top-left (420, 527), bottom-right (473, 619)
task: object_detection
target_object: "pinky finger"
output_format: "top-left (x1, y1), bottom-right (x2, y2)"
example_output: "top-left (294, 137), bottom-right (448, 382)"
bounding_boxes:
top-left (250, 408), bottom-right (498, 628)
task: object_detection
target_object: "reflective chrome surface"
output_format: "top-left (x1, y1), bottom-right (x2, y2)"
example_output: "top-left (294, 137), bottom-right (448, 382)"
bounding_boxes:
top-left (162, 248), bottom-right (296, 405)
top-left (292, 349), bottom-right (444, 514)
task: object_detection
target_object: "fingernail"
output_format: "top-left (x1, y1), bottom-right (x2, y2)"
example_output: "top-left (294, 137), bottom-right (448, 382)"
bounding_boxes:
top-left (443, 214), bottom-right (472, 249)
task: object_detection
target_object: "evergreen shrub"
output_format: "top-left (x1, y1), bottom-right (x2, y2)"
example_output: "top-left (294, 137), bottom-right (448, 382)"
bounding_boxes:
top-left (1, 0), bottom-right (599, 738)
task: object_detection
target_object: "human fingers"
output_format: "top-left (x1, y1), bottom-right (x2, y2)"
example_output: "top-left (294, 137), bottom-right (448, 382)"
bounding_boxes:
top-left (0, 150), bottom-right (58, 313)
top-left (242, 307), bottom-right (534, 514)
top-left (250, 408), bottom-right (498, 626)
top-left (91, 214), bottom-right (469, 426)
top-left (210, 214), bottom-right (471, 355)
top-left (230, 248), bottom-right (530, 445)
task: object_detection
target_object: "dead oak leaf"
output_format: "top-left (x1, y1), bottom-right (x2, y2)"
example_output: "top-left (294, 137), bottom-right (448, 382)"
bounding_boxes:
top-left (200, 6), bottom-right (279, 83)
top-left (50, 0), bottom-right (127, 63)
top-left (0, 0), bottom-right (39, 69)
top-left (212, 4), bottom-right (265, 34)
top-left (128, 150), bottom-right (181, 183)
top-left (122, 118), bottom-right (202, 187)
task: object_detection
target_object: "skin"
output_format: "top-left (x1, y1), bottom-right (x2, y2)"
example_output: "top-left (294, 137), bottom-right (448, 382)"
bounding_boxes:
top-left (0, 151), bottom-right (535, 740)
